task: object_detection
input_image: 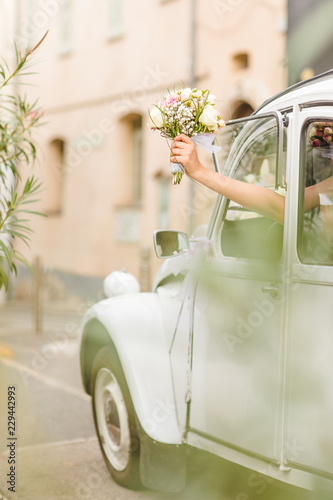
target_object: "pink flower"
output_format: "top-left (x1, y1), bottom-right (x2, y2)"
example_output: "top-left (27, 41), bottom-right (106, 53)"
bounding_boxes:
top-left (323, 135), bottom-right (333, 143)
top-left (166, 96), bottom-right (177, 106)
top-left (324, 127), bottom-right (333, 135)
top-left (316, 130), bottom-right (323, 137)
top-left (312, 139), bottom-right (321, 147)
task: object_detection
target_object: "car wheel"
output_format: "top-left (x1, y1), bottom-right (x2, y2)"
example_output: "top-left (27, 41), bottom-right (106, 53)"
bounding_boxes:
top-left (91, 345), bottom-right (141, 489)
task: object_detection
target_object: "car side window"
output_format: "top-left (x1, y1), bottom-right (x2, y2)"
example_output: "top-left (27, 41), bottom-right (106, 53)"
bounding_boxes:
top-left (298, 119), bottom-right (333, 264)
top-left (219, 116), bottom-right (286, 261)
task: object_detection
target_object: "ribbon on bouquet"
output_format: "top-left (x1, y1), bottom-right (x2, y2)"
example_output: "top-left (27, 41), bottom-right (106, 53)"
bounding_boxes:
top-left (171, 162), bottom-right (185, 175)
top-left (192, 133), bottom-right (222, 154)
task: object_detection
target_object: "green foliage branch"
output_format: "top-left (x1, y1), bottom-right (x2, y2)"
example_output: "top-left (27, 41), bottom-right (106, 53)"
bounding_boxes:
top-left (0, 33), bottom-right (47, 291)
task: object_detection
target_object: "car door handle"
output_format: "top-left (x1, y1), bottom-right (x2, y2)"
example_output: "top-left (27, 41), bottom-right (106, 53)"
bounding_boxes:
top-left (261, 283), bottom-right (279, 297)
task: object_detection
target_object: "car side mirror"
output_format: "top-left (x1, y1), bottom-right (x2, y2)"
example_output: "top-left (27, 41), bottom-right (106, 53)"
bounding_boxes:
top-left (153, 230), bottom-right (189, 259)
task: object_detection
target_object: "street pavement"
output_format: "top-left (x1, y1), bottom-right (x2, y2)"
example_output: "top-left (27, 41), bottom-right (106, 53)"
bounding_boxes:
top-left (0, 301), bottom-right (320, 500)
top-left (0, 301), bottom-right (165, 500)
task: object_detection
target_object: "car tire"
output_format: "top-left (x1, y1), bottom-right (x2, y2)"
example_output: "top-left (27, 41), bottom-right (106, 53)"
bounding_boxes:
top-left (91, 345), bottom-right (142, 490)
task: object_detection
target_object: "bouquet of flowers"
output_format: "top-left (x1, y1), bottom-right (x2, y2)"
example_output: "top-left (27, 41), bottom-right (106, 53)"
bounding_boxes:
top-left (148, 87), bottom-right (225, 184)
top-left (310, 122), bottom-right (333, 148)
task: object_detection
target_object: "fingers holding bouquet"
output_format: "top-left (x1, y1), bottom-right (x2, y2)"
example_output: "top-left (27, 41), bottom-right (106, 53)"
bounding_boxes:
top-left (171, 135), bottom-right (203, 181)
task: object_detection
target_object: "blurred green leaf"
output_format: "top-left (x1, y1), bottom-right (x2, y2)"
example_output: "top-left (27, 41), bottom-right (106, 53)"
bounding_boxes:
top-left (0, 33), bottom-right (48, 292)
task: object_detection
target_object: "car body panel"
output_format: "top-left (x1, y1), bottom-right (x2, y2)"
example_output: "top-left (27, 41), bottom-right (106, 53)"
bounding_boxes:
top-left (189, 264), bottom-right (283, 460)
top-left (81, 292), bottom-right (182, 445)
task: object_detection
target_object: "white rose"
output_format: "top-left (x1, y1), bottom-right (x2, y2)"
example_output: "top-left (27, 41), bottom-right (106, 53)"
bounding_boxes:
top-left (182, 87), bottom-right (192, 97)
top-left (207, 93), bottom-right (216, 104)
top-left (150, 107), bottom-right (164, 128)
top-left (199, 105), bottom-right (220, 131)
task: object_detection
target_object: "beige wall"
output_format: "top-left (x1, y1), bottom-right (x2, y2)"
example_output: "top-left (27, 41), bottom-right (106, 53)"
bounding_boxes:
top-left (12, 0), bottom-right (287, 287)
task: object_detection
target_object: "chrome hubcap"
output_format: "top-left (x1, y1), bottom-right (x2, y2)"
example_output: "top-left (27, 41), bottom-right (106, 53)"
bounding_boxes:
top-left (95, 368), bottom-right (131, 471)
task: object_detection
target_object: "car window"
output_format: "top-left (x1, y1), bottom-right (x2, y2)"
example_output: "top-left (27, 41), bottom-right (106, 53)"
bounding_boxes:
top-left (298, 119), bottom-right (333, 265)
top-left (217, 116), bottom-right (286, 261)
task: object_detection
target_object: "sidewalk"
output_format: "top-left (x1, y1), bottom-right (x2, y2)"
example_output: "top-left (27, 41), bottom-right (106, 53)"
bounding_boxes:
top-left (0, 300), bottom-right (86, 387)
top-left (0, 299), bottom-right (87, 338)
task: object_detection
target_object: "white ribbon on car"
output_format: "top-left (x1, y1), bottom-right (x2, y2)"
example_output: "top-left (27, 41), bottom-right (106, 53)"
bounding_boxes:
top-left (162, 236), bottom-right (212, 300)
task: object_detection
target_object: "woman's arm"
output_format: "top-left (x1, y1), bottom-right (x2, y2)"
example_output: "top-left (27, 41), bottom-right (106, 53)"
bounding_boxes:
top-left (171, 134), bottom-right (285, 225)
top-left (304, 184), bottom-right (319, 212)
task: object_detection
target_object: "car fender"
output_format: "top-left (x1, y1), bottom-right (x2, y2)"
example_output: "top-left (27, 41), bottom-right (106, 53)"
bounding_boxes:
top-left (80, 292), bottom-right (182, 445)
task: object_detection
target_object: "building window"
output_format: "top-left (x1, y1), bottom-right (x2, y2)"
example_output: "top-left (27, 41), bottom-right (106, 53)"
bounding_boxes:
top-left (108, 0), bottom-right (125, 40)
top-left (132, 116), bottom-right (143, 204)
top-left (159, 177), bottom-right (169, 229)
top-left (120, 114), bottom-right (143, 205)
top-left (45, 139), bottom-right (65, 215)
top-left (154, 172), bottom-right (169, 228)
top-left (59, 0), bottom-right (72, 56)
top-left (231, 101), bottom-right (254, 119)
top-left (232, 52), bottom-right (249, 71)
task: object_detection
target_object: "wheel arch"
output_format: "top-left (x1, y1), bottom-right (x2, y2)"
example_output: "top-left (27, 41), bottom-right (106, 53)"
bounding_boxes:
top-left (79, 293), bottom-right (182, 446)
top-left (80, 318), bottom-right (113, 395)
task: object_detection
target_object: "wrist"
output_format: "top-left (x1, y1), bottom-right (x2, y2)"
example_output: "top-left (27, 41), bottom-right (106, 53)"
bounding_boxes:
top-left (191, 163), bottom-right (207, 183)
top-left (195, 167), bottom-right (227, 195)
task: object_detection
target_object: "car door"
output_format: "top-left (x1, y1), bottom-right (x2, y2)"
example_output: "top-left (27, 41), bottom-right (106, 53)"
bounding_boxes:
top-left (286, 104), bottom-right (333, 478)
top-left (188, 112), bottom-right (288, 461)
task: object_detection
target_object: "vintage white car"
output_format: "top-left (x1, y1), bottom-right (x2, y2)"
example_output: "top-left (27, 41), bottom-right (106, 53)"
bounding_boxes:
top-left (80, 71), bottom-right (333, 497)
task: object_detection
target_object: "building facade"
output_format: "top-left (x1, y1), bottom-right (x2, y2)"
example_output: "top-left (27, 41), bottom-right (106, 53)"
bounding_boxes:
top-left (10, 0), bottom-right (287, 293)
top-left (287, 0), bottom-right (333, 84)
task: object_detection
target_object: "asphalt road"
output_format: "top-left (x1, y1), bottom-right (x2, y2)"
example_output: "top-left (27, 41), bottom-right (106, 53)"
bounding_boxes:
top-left (0, 303), bottom-right (160, 500)
top-left (0, 302), bottom-right (322, 500)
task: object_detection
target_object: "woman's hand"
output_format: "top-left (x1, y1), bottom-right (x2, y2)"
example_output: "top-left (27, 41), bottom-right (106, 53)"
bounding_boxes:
top-left (171, 134), bottom-right (205, 181)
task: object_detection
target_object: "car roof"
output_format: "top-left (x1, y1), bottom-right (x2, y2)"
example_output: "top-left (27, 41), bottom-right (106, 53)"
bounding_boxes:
top-left (255, 68), bottom-right (333, 115)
